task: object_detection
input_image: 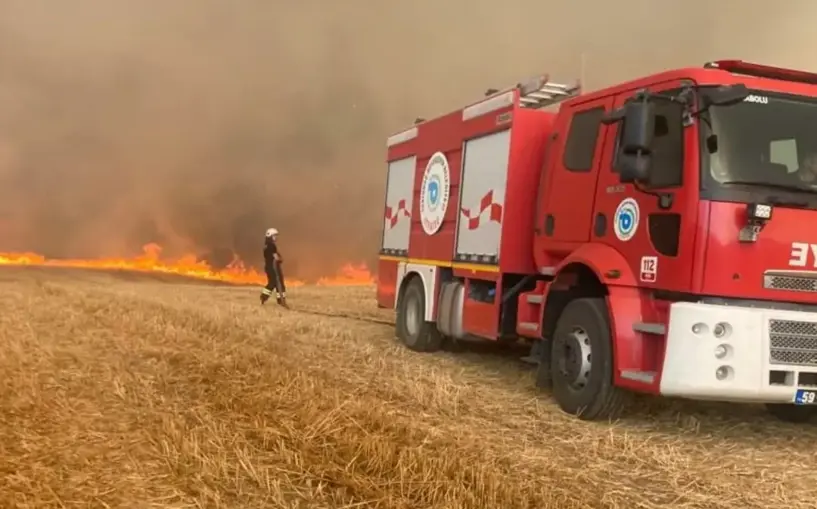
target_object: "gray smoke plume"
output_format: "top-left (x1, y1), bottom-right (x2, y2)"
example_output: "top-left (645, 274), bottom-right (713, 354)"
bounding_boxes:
top-left (0, 0), bottom-right (810, 278)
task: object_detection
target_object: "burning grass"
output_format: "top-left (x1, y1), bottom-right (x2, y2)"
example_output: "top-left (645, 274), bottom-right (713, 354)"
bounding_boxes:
top-left (0, 266), bottom-right (816, 508)
top-left (0, 243), bottom-right (375, 287)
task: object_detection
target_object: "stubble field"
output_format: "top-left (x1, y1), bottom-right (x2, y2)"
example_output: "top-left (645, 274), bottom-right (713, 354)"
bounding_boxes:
top-left (0, 266), bottom-right (816, 508)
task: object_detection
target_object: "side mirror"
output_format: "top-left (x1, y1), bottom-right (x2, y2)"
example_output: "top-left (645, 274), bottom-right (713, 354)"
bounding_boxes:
top-left (616, 153), bottom-right (652, 183)
top-left (620, 99), bottom-right (656, 154)
top-left (613, 97), bottom-right (655, 184)
top-left (703, 83), bottom-right (749, 107)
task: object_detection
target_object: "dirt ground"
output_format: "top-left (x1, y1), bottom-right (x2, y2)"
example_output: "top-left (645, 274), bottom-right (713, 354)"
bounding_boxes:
top-left (0, 266), bottom-right (816, 509)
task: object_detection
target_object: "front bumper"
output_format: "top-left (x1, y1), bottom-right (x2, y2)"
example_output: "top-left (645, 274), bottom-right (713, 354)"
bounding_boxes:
top-left (659, 301), bottom-right (817, 403)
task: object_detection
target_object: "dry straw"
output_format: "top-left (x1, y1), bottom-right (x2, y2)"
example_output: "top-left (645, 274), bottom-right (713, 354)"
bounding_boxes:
top-left (0, 267), bottom-right (815, 508)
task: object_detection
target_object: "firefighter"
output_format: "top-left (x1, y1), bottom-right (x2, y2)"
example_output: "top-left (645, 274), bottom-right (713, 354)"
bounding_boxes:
top-left (260, 227), bottom-right (288, 308)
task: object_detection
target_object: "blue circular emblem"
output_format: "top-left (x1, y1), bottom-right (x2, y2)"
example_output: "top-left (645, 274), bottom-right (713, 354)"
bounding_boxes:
top-left (427, 176), bottom-right (440, 210)
top-left (613, 198), bottom-right (639, 241)
top-left (420, 151), bottom-right (450, 236)
top-left (618, 212), bottom-right (632, 232)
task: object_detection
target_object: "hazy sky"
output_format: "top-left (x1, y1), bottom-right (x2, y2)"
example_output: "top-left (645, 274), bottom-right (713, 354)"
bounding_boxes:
top-left (0, 0), bottom-right (812, 277)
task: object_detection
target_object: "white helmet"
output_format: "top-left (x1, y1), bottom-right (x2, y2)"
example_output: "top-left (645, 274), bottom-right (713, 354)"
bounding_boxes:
top-left (265, 227), bottom-right (278, 238)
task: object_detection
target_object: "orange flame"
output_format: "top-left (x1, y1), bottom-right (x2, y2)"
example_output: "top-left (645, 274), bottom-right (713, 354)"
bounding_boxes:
top-left (0, 243), bottom-right (374, 286)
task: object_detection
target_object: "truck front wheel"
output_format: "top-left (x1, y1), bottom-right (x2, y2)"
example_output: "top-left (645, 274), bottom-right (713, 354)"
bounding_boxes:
top-left (396, 277), bottom-right (442, 353)
top-left (550, 297), bottom-right (627, 420)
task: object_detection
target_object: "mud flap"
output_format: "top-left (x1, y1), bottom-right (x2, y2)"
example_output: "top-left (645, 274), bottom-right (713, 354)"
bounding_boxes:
top-left (521, 340), bottom-right (546, 365)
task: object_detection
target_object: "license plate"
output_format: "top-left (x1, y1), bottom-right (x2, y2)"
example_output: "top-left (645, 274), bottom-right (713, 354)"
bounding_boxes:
top-left (794, 389), bottom-right (817, 405)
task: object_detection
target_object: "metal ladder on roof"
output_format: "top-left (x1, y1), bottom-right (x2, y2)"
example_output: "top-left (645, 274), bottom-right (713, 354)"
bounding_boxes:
top-left (514, 74), bottom-right (581, 109)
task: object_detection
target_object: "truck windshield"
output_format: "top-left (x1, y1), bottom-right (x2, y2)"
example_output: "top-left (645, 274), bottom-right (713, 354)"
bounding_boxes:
top-left (705, 91), bottom-right (817, 195)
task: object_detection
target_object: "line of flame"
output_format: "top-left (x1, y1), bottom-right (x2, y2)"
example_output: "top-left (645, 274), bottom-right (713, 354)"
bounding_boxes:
top-left (0, 243), bottom-right (374, 286)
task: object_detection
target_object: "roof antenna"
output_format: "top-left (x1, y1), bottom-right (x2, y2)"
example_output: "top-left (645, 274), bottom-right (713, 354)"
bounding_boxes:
top-left (580, 51), bottom-right (587, 90)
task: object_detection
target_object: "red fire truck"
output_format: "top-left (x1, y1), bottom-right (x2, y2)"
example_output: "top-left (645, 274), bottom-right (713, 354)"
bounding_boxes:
top-left (377, 59), bottom-right (817, 422)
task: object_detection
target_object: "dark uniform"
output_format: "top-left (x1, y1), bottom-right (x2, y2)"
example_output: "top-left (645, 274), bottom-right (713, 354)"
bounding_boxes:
top-left (260, 237), bottom-right (288, 307)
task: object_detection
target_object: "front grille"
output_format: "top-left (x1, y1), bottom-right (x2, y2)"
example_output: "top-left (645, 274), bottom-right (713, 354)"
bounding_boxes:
top-left (769, 319), bottom-right (817, 366)
top-left (764, 274), bottom-right (817, 293)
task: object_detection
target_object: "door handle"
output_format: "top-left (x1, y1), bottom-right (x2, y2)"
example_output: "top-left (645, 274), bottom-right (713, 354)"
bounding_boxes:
top-left (544, 215), bottom-right (555, 236)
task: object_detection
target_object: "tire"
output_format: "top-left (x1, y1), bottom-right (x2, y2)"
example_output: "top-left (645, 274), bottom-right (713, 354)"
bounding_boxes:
top-left (765, 403), bottom-right (817, 423)
top-left (550, 297), bottom-right (627, 421)
top-left (396, 277), bottom-right (442, 353)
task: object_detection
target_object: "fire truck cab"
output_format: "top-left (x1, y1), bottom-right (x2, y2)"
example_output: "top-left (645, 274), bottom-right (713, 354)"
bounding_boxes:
top-left (378, 60), bottom-right (817, 422)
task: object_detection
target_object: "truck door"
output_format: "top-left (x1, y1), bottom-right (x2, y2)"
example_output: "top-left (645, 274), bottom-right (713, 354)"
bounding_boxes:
top-left (593, 80), bottom-right (699, 291)
top-left (540, 97), bottom-right (616, 243)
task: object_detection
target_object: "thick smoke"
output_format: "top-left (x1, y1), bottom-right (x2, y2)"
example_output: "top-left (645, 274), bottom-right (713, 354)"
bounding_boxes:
top-left (0, 0), bottom-right (810, 278)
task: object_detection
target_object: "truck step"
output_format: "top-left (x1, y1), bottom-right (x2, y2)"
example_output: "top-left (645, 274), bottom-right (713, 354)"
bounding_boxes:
top-left (620, 370), bottom-right (657, 384)
top-left (517, 321), bottom-right (538, 335)
top-left (517, 283), bottom-right (548, 339)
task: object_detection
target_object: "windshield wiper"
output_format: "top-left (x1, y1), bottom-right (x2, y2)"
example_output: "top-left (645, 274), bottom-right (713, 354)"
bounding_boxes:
top-left (720, 180), bottom-right (816, 194)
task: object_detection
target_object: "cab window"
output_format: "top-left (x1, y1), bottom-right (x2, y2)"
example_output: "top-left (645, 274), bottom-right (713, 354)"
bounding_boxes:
top-left (706, 93), bottom-right (817, 190)
top-left (563, 107), bottom-right (604, 172)
top-left (769, 138), bottom-right (798, 174)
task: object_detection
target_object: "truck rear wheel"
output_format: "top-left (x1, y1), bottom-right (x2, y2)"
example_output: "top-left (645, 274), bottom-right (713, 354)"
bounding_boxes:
top-left (396, 277), bottom-right (442, 353)
top-left (765, 403), bottom-right (816, 423)
top-left (550, 297), bottom-right (626, 421)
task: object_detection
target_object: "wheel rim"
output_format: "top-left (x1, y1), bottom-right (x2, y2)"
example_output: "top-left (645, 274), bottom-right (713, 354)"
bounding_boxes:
top-left (405, 294), bottom-right (420, 337)
top-left (556, 326), bottom-right (593, 390)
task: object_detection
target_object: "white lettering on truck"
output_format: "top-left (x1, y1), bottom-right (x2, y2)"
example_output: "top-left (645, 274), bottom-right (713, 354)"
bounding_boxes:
top-left (788, 242), bottom-right (817, 267)
top-left (744, 94), bottom-right (769, 104)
